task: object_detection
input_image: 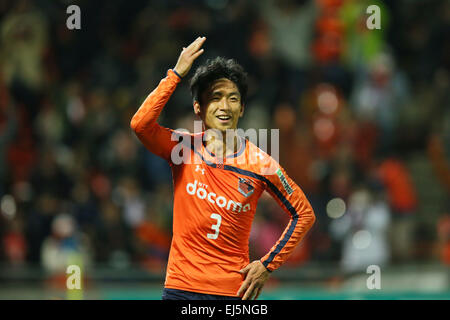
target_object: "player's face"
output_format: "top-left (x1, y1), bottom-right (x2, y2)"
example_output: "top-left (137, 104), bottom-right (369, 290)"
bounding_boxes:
top-left (195, 78), bottom-right (244, 131)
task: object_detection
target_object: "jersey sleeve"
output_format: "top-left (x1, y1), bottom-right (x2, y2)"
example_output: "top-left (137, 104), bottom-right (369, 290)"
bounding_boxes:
top-left (259, 159), bottom-right (316, 272)
top-left (130, 69), bottom-right (182, 163)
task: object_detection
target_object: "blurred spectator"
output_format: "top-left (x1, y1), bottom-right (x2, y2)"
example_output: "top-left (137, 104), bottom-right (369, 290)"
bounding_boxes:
top-left (115, 176), bottom-right (146, 228)
top-left (25, 192), bottom-right (59, 263)
top-left (437, 214), bottom-right (450, 265)
top-left (136, 205), bottom-right (171, 272)
top-left (258, 0), bottom-right (318, 102)
top-left (350, 52), bottom-right (411, 154)
top-left (92, 199), bottom-right (134, 268)
top-left (339, 0), bottom-right (389, 69)
top-left (0, 77), bottom-right (17, 195)
top-left (259, 0), bottom-right (317, 69)
top-left (1, 0), bottom-right (48, 118)
top-left (378, 157), bottom-right (417, 214)
top-left (1, 212), bottom-right (27, 266)
top-left (1, 0), bottom-right (47, 88)
top-left (330, 185), bottom-right (391, 273)
top-left (274, 103), bottom-right (318, 194)
top-left (378, 156), bottom-right (417, 262)
top-left (428, 93), bottom-right (450, 194)
top-left (313, 0), bottom-right (345, 65)
top-left (41, 213), bottom-right (92, 273)
top-left (30, 145), bottom-right (73, 200)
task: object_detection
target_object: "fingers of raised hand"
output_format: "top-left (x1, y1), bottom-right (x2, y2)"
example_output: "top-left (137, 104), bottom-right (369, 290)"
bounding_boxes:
top-left (185, 36), bottom-right (206, 55)
top-left (191, 48), bottom-right (204, 60)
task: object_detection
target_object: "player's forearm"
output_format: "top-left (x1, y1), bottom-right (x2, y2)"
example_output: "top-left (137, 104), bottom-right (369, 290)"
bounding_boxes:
top-left (130, 36), bottom-right (205, 134)
top-left (259, 175), bottom-right (316, 272)
top-left (130, 69), bottom-right (181, 134)
top-left (261, 205), bottom-right (315, 272)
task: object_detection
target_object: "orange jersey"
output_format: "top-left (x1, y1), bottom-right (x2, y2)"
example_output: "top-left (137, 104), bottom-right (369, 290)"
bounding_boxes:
top-left (130, 69), bottom-right (316, 296)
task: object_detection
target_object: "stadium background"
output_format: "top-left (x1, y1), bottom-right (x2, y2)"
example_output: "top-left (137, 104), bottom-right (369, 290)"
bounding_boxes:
top-left (0, 0), bottom-right (449, 299)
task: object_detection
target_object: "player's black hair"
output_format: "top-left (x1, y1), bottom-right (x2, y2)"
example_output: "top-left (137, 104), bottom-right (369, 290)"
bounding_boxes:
top-left (189, 57), bottom-right (248, 106)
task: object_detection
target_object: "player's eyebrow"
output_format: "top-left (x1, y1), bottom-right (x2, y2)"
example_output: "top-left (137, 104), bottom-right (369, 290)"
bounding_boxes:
top-left (211, 89), bottom-right (240, 97)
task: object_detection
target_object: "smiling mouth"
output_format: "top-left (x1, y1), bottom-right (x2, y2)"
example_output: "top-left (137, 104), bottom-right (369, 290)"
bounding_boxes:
top-left (216, 115), bottom-right (232, 121)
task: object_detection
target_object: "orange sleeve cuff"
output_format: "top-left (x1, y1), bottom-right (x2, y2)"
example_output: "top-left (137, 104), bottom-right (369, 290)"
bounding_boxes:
top-left (168, 69), bottom-right (182, 82)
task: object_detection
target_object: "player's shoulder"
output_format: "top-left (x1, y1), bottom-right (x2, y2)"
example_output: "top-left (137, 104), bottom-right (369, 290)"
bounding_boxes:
top-left (244, 138), bottom-right (297, 197)
top-left (169, 129), bottom-right (197, 142)
top-left (245, 138), bottom-right (271, 160)
top-left (242, 138), bottom-right (279, 176)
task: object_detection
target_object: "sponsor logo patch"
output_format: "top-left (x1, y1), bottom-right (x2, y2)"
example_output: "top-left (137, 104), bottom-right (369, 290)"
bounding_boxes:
top-left (276, 168), bottom-right (294, 195)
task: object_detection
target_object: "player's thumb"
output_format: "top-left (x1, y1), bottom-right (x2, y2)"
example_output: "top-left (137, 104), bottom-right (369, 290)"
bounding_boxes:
top-left (239, 264), bottom-right (251, 274)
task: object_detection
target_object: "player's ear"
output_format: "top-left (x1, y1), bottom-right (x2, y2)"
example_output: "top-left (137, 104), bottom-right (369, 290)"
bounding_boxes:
top-left (239, 103), bottom-right (245, 118)
top-left (193, 101), bottom-right (201, 116)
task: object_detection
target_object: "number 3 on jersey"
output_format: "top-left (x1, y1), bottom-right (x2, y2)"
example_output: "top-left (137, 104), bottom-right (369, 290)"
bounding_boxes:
top-left (207, 213), bottom-right (222, 240)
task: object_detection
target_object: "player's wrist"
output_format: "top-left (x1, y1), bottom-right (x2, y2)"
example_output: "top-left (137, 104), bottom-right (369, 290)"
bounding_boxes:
top-left (171, 68), bottom-right (183, 79)
top-left (259, 260), bottom-right (273, 273)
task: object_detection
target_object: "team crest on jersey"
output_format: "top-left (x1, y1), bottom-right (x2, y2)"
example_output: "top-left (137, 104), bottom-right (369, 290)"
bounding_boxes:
top-left (238, 177), bottom-right (254, 197)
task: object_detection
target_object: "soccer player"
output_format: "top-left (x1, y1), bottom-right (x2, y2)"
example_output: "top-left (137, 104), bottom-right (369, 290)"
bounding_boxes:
top-left (130, 36), bottom-right (316, 300)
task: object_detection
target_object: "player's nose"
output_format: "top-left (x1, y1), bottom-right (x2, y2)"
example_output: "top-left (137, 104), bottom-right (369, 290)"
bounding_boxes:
top-left (218, 98), bottom-right (231, 111)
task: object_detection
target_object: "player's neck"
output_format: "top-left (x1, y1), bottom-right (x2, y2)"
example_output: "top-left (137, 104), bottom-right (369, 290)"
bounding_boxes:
top-left (203, 129), bottom-right (241, 158)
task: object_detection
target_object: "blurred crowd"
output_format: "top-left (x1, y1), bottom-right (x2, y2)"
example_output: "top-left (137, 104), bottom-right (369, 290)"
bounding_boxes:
top-left (0, 0), bottom-right (449, 279)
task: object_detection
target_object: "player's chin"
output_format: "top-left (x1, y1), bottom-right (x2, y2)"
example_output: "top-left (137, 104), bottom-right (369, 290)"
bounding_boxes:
top-left (212, 121), bottom-right (236, 132)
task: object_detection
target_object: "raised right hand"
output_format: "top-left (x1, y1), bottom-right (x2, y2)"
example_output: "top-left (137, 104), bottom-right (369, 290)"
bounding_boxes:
top-left (173, 36), bottom-right (206, 78)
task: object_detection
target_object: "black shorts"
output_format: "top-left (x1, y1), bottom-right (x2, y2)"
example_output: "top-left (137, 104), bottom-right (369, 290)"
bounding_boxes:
top-left (162, 288), bottom-right (242, 300)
